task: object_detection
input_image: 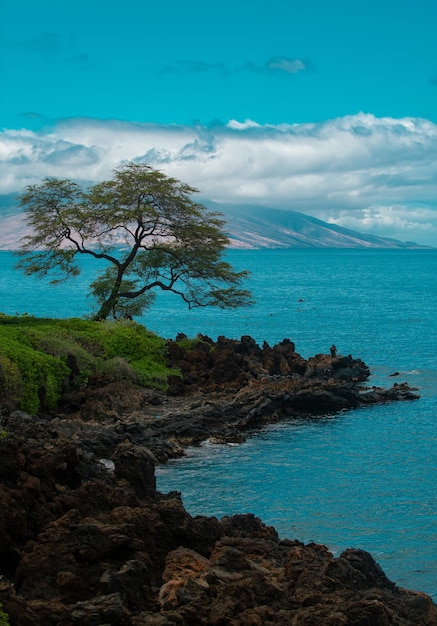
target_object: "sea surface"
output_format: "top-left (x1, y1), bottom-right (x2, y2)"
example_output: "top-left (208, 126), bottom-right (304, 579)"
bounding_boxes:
top-left (1, 248), bottom-right (436, 599)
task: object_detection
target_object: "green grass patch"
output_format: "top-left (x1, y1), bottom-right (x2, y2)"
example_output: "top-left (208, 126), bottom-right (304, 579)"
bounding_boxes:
top-left (174, 334), bottom-right (213, 353)
top-left (0, 314), bottom-right (179, 413)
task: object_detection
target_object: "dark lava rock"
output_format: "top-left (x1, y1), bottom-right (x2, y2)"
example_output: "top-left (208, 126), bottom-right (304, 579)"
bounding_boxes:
top-left (0, 336), bottom-right (430, 625)
top-left (0, 414), bottom-right (435, 625)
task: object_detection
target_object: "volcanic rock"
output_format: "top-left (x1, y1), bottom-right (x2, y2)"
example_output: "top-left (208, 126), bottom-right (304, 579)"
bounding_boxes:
top-left (0, 336), bottom-right (431, 625)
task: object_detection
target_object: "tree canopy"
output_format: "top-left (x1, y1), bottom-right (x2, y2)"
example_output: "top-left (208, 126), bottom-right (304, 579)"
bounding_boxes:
top-left (16, 163), bottom-right (253, 321)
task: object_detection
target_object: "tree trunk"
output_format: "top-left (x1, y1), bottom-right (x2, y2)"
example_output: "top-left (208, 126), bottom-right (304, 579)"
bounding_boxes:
top-left (93, 299), bottom-right (112, 320)
top-left (93, 290), bottom-right (121, 320)
top-left (93, 272), bottom-right (125, 321)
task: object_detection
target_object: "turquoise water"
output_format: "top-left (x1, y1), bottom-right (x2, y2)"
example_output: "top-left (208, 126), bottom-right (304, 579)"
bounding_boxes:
top-left (1, 249), bottom-right (436, 598)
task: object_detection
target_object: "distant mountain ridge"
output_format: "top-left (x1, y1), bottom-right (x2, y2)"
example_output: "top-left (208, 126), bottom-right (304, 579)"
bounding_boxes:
top-left (205, 202), bottom-right (429, 249)
top-left (0, 194), bottom-right (431, 250)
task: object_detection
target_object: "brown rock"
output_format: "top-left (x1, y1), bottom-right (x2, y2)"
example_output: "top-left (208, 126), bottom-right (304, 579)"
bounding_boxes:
top-left (0, 336), bottom-right (430, 625)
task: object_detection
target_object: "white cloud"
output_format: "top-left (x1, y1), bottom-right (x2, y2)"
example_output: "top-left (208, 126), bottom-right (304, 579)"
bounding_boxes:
top-left (1, 113), bottom-right (436, 245)
top-left (328, 204), bottom-right (437, 244)
top-left (265, 57), bottom-right (307, 74)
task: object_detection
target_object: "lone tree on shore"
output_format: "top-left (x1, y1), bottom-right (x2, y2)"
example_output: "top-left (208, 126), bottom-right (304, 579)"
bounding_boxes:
top-left (16, 163), bottom-right (253, 320)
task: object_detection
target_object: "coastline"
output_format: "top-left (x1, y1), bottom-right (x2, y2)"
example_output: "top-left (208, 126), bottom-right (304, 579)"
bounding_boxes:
top-left (1, 335), bottom-right (435, 624)
top-left (54, 334), bottom-right (421, 462)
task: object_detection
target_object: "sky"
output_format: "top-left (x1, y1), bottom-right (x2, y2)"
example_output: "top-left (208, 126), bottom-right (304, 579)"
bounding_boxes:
top-left (1, 0), bottom-right (437, 245)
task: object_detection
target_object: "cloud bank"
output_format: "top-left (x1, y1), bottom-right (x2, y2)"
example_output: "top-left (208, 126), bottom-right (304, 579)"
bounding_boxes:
top-left (1, 113), bottom-right (436, 245)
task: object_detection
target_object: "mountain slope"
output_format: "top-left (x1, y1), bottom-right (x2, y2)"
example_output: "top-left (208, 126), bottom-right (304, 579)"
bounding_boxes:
top-left (0, 194), bottom-right (430, 250)
top-left (206, 202), bottom-right (428, 249)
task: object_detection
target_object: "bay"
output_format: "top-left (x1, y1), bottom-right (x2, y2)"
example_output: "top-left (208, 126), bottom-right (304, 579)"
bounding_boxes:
top-left (1, 248), bottom-right (436, 598)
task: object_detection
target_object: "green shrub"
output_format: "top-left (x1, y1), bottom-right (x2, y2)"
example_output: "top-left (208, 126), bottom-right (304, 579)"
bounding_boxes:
top-left (175, 334), bottom-right (213, 353)
top-left (0, 353), bottom-right (21, 411)
top-left (0, 332), bottom-right (69, 414)
top-left (0, 603), bottom-right (10, 626)
top-left (98, 320), bottom-right (166, 359)
top-left (0, 315), bottom-right (180, 412)
top-left (99, 356), bottom-right (137, 380)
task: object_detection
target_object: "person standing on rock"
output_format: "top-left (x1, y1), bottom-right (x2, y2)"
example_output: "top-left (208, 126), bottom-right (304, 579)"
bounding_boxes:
top-left (330, 345), bottom-right (337, 357)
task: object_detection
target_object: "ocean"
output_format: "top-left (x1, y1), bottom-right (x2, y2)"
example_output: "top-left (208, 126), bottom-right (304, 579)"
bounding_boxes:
top-left (1, 248), bottom-right (436, 598)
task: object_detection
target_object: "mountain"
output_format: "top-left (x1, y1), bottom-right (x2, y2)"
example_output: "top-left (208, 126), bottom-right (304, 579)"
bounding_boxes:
top-left (0, 194), bottom-right (430, 250)
top-left (205, 202), bottom-right (429, 249)
top-left (0, 194), bottom-right (27, 250)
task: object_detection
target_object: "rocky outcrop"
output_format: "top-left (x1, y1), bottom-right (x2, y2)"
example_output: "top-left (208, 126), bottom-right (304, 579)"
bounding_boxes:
top-left (0, 336), bottom-right (430, 624)
top-left (56, 337), bottom-right (419, 462)
top-left (166, 335), bottom-right (312, 392)
top-left (0, 411), bottom-right (435, 625)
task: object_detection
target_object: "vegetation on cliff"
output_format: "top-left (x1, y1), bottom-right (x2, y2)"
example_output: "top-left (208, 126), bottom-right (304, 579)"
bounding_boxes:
top-left (0, 315), bottom-right (178, 414)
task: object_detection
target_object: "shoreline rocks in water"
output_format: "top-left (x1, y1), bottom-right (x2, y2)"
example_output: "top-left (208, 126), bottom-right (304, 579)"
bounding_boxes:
top-left (56, 334), bottom-right (420, 462)
top-left (1, 335), bottom-right (434, 625)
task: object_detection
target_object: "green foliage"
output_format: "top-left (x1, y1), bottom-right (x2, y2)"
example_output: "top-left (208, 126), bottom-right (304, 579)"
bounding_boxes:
top-left (0, 315), bottom-right (179, 413)
top-left (0, 351), bottom-right (21, 409)
top-left (0, 330), bottom-right (68, 414)
top-left (0, 604), bottom-right (10, 626)
top-left (175, 335), bottom-right (213, 353)
top-left (89, 267), bottom-right (155, 319)
top-left (16, 162), bottom-right (253, 320)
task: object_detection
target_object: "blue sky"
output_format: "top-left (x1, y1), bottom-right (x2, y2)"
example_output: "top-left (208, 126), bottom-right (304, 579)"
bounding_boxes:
top-left (1, 0), bottom-right (437, 245)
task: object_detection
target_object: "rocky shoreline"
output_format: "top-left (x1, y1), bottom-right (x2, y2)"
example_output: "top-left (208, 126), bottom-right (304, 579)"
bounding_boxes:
top-left (1, 335), bottom-right (436, 625)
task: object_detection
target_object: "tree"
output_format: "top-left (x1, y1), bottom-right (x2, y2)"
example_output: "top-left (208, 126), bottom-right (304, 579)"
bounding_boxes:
top-left (16, 163), bottom-right (253, 321)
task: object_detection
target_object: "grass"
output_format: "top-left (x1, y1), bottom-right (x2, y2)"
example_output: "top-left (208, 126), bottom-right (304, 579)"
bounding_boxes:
top-left (0, 314), bottom-right (180, 414)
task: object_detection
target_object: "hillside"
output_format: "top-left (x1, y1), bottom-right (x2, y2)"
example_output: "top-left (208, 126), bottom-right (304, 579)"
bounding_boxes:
top-left (206, 202), bottom-right (428, 249)
top-left (0, 194), bottom-right (429, 249)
